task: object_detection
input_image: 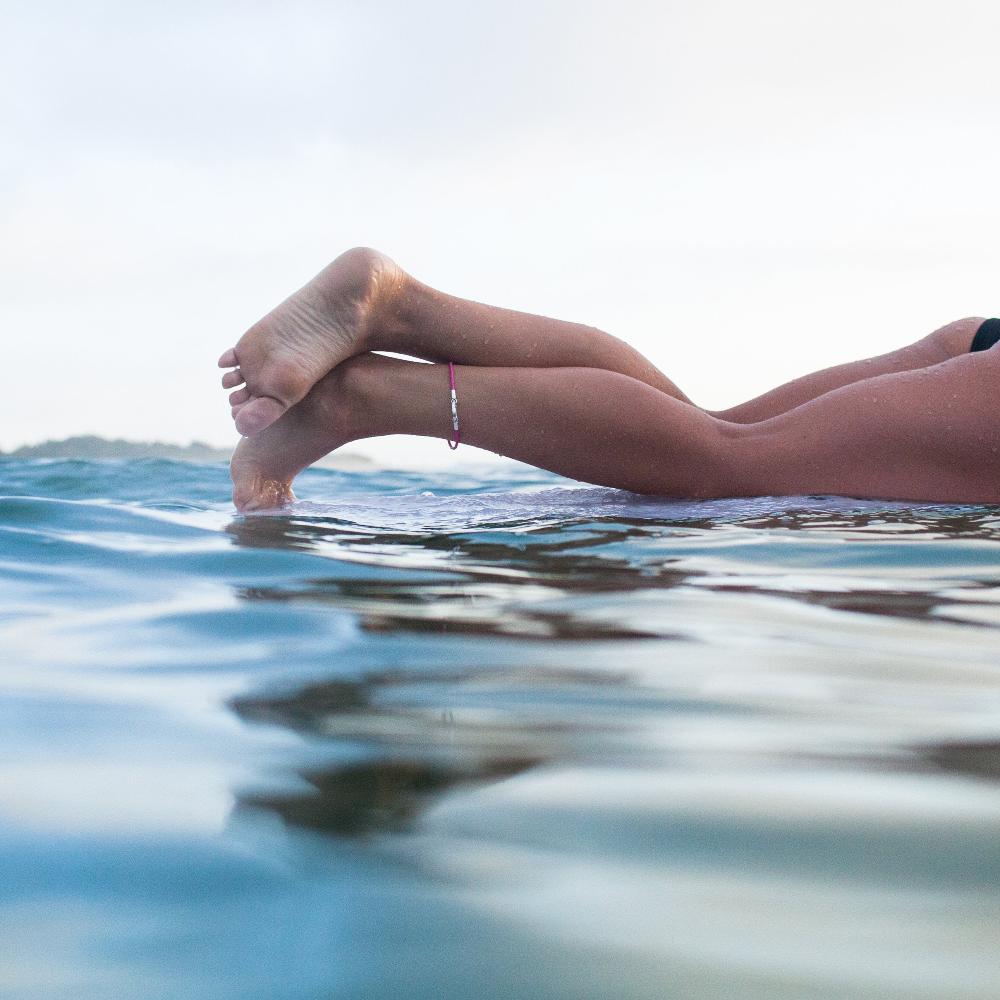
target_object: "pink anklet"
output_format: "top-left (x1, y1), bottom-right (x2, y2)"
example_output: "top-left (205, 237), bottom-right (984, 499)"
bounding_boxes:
top-left (447, 361), bottom-right (461, 450)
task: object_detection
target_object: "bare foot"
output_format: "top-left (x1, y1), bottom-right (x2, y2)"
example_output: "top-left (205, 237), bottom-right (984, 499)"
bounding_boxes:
top-left (230, 366), bottom-right (357, 512)
top-left (219, 247), bottom-right (402, 437)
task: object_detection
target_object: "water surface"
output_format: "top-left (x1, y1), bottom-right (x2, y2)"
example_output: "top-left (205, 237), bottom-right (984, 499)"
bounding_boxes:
top-left (2, 458), bottom-right (1000, 999)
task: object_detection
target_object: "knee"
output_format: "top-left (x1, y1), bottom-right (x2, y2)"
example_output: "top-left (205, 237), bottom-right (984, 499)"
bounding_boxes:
top-left (707, 402), bottom-right (759, 424)
top-left (648, 419), bottom-right (759, 498)
top-left (704, 422), bottom-right (767, 496)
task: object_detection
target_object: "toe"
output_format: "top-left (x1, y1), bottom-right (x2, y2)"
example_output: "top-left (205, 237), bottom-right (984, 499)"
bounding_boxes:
top-left (221, 369), bottom-right (244, 389)
top-left (218, 348), bottom-right (238, 368)
top-left (234, 396), bottom-right (287, 436)
top-left (229, 387), bottom-right (250, 405)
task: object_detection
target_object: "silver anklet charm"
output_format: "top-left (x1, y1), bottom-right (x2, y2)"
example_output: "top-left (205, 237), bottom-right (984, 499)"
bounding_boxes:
top-left (448, 362), bottom-right (460, 450)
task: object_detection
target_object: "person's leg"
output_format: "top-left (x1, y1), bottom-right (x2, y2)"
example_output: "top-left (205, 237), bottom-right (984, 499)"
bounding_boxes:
top-left (231, 349), bottom-right (1000, 510)
top-left (714, 317), bottom-right (986, 423)
top-left (368, 290), bottom-right (985, 423)
top-left (220, 247), bottom-right (690, 438)
top-left (229, 355), bottom-right (717, 509)
top-left (219, 246), bottom-right (988, 434)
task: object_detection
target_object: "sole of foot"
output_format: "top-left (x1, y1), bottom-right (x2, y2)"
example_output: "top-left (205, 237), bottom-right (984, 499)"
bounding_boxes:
top-left (219, 247), bottom-right (401, 437)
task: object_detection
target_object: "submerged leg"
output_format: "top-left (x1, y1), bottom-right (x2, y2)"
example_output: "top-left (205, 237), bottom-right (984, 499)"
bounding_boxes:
top-left (230, 356), bottom-right (721, 510)
top-left (232, 349), bottom-right (1000, 510)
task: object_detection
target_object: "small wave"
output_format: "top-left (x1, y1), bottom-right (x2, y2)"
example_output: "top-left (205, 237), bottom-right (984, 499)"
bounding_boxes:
top-left (254, 487), bottom-right (936, 531)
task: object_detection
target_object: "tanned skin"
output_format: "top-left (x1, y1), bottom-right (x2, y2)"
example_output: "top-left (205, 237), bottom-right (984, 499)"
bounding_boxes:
top-left (218, 248), bottom-right (996, 510)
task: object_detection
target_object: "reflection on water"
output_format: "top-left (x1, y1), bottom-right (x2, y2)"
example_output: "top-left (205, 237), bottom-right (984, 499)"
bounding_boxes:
top-left (231, 666), bottom-right (638, 837)
top-left (239, 577), bottom-right (670, 639)
top-left (4, 461), bottom-right (1000, 999)
top-left (925, 740), bottom-right (1000, 781)
top-left (225, 498), bottom-right (1000, 636)
top-left (238, 752), bottom-right (537, 837)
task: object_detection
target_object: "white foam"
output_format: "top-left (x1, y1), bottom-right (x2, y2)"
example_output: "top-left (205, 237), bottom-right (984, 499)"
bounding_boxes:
top-left (256, 487), bottom-right (920, 531)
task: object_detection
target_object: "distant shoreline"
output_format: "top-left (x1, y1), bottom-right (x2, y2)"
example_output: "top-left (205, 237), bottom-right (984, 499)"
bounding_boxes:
top-left (0, 435), bottom-right (374, 470)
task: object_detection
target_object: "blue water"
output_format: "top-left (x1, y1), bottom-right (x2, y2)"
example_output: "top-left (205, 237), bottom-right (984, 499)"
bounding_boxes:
top-left (3, 458), bottom-right (1000, 999)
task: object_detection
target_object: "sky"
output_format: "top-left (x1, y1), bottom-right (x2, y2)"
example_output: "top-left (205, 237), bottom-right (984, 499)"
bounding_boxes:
top-left (3, 0), bottom-right (1000, 465)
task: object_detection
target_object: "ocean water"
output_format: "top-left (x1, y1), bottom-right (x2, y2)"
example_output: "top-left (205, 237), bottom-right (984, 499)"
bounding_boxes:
top-left (2, 457), bottom-right (1000, 1000)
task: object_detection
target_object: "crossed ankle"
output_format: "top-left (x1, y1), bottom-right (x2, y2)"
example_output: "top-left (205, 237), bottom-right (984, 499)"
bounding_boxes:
top-left (314, 354), bottom-right (383, 442)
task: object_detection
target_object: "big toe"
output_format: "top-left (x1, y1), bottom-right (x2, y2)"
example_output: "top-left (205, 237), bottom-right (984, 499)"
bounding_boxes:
top-left (234, 396), bottom-right (288, 437)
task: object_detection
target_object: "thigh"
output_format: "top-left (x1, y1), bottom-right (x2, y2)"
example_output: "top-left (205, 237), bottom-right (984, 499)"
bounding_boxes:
top-left (741, 346), bottom-right (1000, 502)
top-left (717, 317), bottom-right (986, 424)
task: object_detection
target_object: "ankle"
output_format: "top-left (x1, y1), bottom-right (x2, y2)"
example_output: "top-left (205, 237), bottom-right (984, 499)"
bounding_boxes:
top-left (326, 354), bottom-right (384, 441)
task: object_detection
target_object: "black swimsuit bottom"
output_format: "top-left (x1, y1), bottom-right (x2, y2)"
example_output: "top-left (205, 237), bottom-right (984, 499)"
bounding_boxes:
top-left (971, 318), bottom-right (1000, 351)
